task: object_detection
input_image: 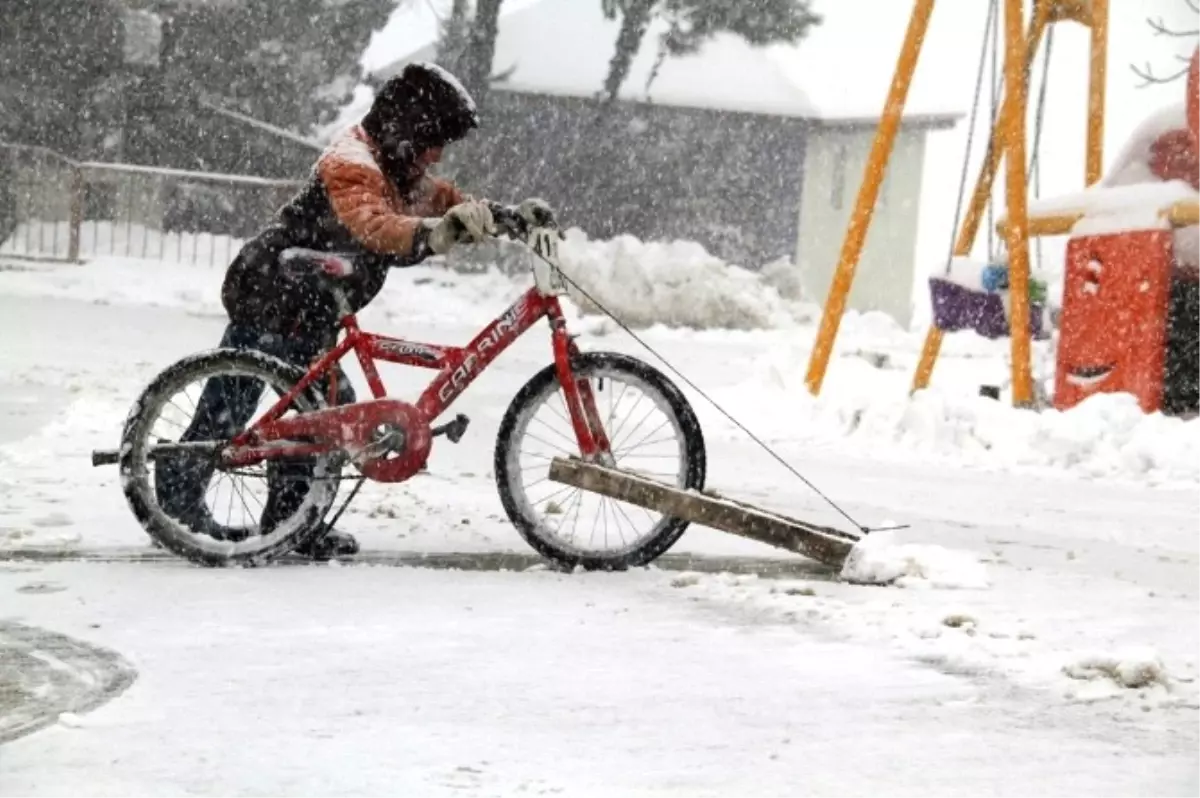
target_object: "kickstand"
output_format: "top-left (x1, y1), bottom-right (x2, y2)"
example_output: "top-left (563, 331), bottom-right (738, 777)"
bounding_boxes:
top-left (321, 477), bottom-right (365, 532)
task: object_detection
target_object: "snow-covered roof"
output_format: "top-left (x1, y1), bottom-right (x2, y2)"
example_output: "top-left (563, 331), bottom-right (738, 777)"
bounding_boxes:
top-left (364, 0), bottom-right (965, 124)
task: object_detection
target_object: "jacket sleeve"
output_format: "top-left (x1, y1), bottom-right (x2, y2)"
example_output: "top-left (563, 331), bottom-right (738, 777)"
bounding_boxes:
top-left (317, 154), bottom-right (423, 255)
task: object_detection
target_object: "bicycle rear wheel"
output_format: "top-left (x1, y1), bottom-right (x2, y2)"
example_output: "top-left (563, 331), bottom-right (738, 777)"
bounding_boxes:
top-left (494, 351), bottom-right (706, 570)
top-left (119, 348), bottom-right (341, 566)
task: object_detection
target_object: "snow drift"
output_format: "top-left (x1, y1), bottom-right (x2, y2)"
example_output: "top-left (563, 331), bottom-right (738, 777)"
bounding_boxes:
top-left (2, 228), bottom-right (810, 333)
top-left (721, 341), bottom-right (1200, 484)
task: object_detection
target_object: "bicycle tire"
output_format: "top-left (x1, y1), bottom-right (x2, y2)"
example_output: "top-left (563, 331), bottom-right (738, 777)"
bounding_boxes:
top-left (494, 351), bottom-right (706, 570)
top-left (118, 348), bottom-right (339, 567)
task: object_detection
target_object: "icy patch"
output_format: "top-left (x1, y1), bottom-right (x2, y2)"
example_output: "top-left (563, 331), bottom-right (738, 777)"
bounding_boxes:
top-left (839, 530), bottom-right (989, 589)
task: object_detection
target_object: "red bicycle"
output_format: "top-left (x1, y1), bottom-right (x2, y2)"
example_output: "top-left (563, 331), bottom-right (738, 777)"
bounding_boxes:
top-left (97, 210), bottom-right (706, 569)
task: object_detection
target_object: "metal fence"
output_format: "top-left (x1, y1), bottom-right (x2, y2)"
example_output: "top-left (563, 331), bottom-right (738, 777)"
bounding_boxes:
top-left (0, 142), bottom-right (303, 267)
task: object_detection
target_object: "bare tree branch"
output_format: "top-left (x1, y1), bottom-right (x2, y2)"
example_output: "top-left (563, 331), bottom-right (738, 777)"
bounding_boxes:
top-left (1147, 15), bottom-right (1199, 37)
top-left (1130, 1), bottom-right (1198, 89)
top-left (1130, 60), bottom-right (1192, 88)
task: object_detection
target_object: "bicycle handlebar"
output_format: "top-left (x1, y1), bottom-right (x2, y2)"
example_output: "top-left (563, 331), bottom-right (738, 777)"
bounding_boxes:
top-left (486, 201), bottom-right (560, 243)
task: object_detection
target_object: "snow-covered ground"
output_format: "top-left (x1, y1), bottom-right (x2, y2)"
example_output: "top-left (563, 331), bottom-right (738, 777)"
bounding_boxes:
top-left (0, 244), bottom-right (1196, 795)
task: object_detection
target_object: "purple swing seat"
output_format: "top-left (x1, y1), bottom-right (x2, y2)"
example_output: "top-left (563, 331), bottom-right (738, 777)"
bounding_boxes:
top-left (929, 277), bottom-right (1046, 340)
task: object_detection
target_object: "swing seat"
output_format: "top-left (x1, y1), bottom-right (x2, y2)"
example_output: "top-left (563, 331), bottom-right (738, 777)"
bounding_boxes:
top-left (931, 261), bottom-right (1046, 338)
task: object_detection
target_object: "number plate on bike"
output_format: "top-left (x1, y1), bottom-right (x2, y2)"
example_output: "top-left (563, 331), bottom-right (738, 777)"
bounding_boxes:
top-left (530, 227), bottom-right (569, 297)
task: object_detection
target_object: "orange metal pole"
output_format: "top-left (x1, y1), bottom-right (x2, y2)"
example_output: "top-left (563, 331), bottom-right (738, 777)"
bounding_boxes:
top-left (1086, 0), bottom-right (1108, 185)
top-left (804, 0), bottom-right (936, 396)
top-left (910, 1), bottom-right (1052, 394)
top-left (1002, 0), bottom-right (1034, 406)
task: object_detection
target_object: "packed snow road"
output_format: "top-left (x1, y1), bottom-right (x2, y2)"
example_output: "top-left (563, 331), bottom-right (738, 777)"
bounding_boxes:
top-left (1, 561), bottom-right (1192, 797)
top-left (1, 287), bottom-right (1197, 796)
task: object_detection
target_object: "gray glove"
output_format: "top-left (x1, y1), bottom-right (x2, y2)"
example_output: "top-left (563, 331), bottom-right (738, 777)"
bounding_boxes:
top-left (515, 197), bottom-right (556, 228)
top-left (424, 200), bottom-right (496, 255)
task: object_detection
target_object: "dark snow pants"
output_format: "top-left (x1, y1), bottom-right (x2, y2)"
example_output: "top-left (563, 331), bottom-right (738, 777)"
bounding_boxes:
top-left (155, 321), bottom-right (356, 539)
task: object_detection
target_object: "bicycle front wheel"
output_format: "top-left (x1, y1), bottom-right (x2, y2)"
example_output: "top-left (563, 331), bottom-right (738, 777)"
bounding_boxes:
top-left (494, 351), bottom-right (706, 571)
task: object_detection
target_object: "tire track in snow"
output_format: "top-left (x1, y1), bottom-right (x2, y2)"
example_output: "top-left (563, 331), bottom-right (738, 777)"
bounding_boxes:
top-left (0, 620), bottom-right (136, 744)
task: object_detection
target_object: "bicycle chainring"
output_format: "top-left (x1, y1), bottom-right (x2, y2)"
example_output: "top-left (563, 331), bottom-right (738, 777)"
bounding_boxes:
top-left (335, 399), bottom-right (432, 483)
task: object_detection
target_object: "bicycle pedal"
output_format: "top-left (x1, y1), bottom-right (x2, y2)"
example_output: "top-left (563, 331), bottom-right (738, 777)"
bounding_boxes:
top-left (432, 413), bottom-right (470, 443)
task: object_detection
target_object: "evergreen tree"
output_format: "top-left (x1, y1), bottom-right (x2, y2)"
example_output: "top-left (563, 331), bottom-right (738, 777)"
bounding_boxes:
top-left (161, 0), bottom-right (395, 134)
top-left (0, 0), bottom-right (122, 154)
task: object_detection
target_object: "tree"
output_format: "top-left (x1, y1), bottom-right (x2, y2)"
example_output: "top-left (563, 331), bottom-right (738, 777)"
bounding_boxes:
top-left (0, 0), bottom-right (123, 154)
top-left (600, 0), bottom-right (821, 105)
top-left (435, 0), bottom-right (474, 76)
top-left (107, 0), bottom-right (394, 173)
top-left (601, 0), bottom-right (658, 103)
top-left (160, 0), bottom-right (394, 134)
top-left (458, 0), bottom-right (506, 105)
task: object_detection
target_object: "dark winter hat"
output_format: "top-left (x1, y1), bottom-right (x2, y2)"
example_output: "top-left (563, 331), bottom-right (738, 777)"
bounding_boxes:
top-left (362, 61), bottom-right (479, 151)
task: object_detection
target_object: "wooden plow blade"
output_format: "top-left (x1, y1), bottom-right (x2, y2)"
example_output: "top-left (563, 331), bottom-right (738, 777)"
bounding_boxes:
top-left (547, 458), bottom-right (859, 569)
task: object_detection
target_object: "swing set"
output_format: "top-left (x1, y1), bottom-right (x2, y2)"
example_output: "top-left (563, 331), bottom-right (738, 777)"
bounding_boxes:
top-left (803, 0), bottom-right (1113, 407)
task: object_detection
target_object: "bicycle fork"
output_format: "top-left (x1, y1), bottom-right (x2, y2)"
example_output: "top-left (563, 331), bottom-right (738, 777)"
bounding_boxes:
top-left (551, 326), bottom-right (613, 465)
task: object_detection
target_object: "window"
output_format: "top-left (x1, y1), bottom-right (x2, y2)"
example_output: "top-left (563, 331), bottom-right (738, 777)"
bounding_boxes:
top-left (830, 141), bottom-right (847, 210)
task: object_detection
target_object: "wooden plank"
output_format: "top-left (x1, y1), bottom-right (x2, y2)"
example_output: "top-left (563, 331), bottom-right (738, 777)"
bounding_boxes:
top-left (547, 458), bottom-right (857, 568)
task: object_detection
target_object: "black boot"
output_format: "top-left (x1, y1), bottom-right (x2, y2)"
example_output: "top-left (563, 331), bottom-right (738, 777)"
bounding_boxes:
top-left (293, 526), bottom-right (360, 560)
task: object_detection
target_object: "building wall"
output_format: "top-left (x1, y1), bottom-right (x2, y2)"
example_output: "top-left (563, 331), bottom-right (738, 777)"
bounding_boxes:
top-left (442, 90), bottom-right (810, 267)
top-left (795, 125), bottom-right (929, 328)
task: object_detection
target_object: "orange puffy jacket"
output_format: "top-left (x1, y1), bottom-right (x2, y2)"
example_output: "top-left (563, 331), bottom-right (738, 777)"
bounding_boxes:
top-left (221, 125), bottom-right (469, 335)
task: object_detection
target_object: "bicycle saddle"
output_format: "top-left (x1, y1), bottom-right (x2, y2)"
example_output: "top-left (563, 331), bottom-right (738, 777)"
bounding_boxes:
top-left (279, 247), bottom-right (356, 278)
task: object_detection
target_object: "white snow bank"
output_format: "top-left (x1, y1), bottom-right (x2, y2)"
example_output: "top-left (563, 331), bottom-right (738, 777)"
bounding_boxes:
top-left (721, 343), bottom-right (1200, 484)
top-left (839, 529), bottom-right (989, 590)
top-left (1062, 648), bottom-right (1172, 691)
top-left (554, 229), bottom-right (810, 331)
top-left (2, 229), bottom-right (816, 333)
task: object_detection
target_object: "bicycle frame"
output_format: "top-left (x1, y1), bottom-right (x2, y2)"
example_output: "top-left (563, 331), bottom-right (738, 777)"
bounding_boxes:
top-left (226, 283), bottom-right (613, 467)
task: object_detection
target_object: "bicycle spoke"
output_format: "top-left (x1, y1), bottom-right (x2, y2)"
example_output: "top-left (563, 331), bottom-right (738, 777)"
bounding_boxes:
top-left (529, 413), bottom-right (579, 449)
top-left (543, 392), bottom-right (573, 428)
top-left (611, 500), bottom-right (642, 545)
top-left (530, 481), bottom-right (578, 509)
top-left (611, 402), bottom-right (661, 454)
top-left (605, 392), bottom-right (647, 447)
top-left (615, 419), bottom-right (673, 459)
top-left (228, 476), bottom-right (259, 528)
top-left (521, 430), bottom-right (575, 455)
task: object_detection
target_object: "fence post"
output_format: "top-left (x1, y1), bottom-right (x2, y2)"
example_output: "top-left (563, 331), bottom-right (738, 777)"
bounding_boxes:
top-left (67, 167), bottom-right (84, 262)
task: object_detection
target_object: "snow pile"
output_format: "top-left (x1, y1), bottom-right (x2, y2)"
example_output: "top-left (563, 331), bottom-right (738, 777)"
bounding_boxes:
top-left (839, 530), bottom-right (989, 589)
top-left (3, 226), bottom-right (812, 333)
top-left (1062, 648), bottom-right (1172, 691)
top-left (725, 342), bottom-right (1200, 484)
top-left (554, 229), bottom-right (808, 331)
